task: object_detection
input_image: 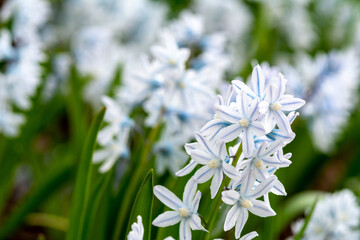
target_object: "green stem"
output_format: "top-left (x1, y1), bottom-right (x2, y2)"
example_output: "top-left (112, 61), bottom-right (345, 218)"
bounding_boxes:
top-left (203, 144), bottom-right (242, 240)
top-left (112, 110), bottom-right (164, 240)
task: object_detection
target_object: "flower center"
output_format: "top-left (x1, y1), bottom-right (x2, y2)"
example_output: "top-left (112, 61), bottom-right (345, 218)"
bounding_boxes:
top-left (241, 199), bottom-right (253, 208)
top-left (239, 118), bottom-right (249, 127)
top-left (214, 113), bottom-right (220, 119)
top-left (208, 159), bottom-right (219, 169)
top-left (254, 159), bottom-right (265, 170)
top-left (169, 59), bottom-right (176, 65)
top-left (179, 82), bottom-right (186, 89)
top-left (271, 102), bottom-right (282, 111)
top-left (179, 207), bottom-right (190, 217)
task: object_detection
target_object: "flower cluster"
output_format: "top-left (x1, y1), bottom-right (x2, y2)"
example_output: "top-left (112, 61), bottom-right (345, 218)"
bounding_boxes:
top-left (291, 189), bottom-right (360, 239)
top-left (45, 0), bottom-right (167, 108)
top-left (153, 65), bottom-right (305, 239)
top-left (0, 0), bottom-right (50, 136)
top-left (94, 11), bottom-right (231, 174)
top-left (280, 50), bottom-right (360, 152)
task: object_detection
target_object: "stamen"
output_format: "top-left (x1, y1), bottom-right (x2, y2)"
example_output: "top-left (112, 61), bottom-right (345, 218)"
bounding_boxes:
top-left (179, 207), bottom-right (190, 217)
top-left (208, 159), bottom-right (219, 169)
top-left (239, 118), bottom-right (249, 127)
top-left (254, 159), bottom-right (265, 170)
top-left (241, 199), bottom-right (253, 208)
top-left (272, 102), bottom-right (282, 111)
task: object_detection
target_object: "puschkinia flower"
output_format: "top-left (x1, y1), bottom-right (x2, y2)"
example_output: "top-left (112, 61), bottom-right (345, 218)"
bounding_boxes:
top-left (222, 176), bottom-right (277, 238)
top-left (93, 96), bottom-right (133, 173)
top-left (281, 50), bottom-right (359, 152)
top-left (214, 90), bottom-right (267, 157)
top-left (173, 64), bottom-right (304, 239)
top-left (0, 0), bottom-right (49, 136)
top-left (189, 133), bottom-right (239, 198)
top-left (291, 189), bottom-right (360, 240)
top-left (232, 65), bottom-right (305, 134)
top-left (150, 33), bottom-right (190, 71)
top-left (97, 96), bottom-right (133, 146)
top-left (152, 180), bottom-right (207, 240)
top-left (127, 215), bottom-right (144, 240)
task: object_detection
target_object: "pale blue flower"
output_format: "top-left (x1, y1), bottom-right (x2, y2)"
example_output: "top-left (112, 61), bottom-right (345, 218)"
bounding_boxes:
top-left (291, 190), bottom-right (360, 240)
top-left (189, 133), bottom-right (239, 198)
top-left (127, 215), bottom-right (144, 240)
top-left (153, 179), bottom-right (207, 240)
top-left (213, 89), bottom-right (267, 157)
top-left (222, 176), bottom-right (276, 239)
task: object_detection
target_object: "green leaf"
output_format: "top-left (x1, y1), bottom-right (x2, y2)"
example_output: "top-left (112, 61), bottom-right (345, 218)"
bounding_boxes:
top-left (66, 107), bottom-right (106, 240)
top-left (0, 164), bottom-right (72, 239)
top-left (294, 196), bottom-right (319, 240)
top-left (275, 191), bottom-right (323, 236)
top-left (125, 169), bottom-right (154, 240)
top-left (83, 169), bottom-right (114, 240)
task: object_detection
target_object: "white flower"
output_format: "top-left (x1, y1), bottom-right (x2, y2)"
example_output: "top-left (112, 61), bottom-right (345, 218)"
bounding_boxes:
top-left (214, 89), bottom-right (267, 157)
top-left (222, 176), bottom-right (277, 239)
top-left (189, 133), bottom-right (239, 198)
top-left (97, 96), bottom-right (133, 146)
top-left (291, 189), bottom-right (360, 240)
top-left (235, 140), bottom-right (284, 185)
top-left (233, 65), bottom-right (305, 134)
top-left (127, 215), bottom-right (144, 240)
top-left (93, 133), bottom-right (130, 173)
top-left (153, 179), bottom-right (207, 240)
top-left (150, 33), bottom-right (190, 71)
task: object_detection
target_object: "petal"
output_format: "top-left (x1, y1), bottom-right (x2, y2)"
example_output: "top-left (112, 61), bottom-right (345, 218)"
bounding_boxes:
top-left (152, 211), bottom-right (181, 227)
top-left (222, 162), bottom-right (240, 181)
top-left (189, 215), bottom-right (207, 231)
top-left (235, 208), bottom-right (248, 239)
top-left (271, 179), bottom-right (287, 196)
top-left (222, 190), bottom-right (240, 205)
top-left (250, 121), bottom-right (267, 137)
top-left (210, 169), bottom-right (223, 198)
top-left (260, 140), bottom-right (284, 157)
top-left (242, 128), bottom-right (255, 158)
top-left (251, 65), bottom-right (266, 99)
top-left (93, 149), bottom-right (110, 163)
top-left (248, 98), bottom-right (260, 120)
top-left (278, 96), bottom-right (305, 111)
top-left (194, 132), bottom-right (217, 158)
top-left (246, 176), bottom-right (276, 199)
top-left (238, 90), bottom-right (249, 118)
top-left (191, 149), bottom-right (212, 165)
top-left (248, 200), bottom-right (276, 217)
top-left (215, 105), bottom-right (241, 123)
top-left (183, 179), bottom-right (197, 206)
top-left (216, 124), bottom-right (243, 143)
top-left (239, 231), bottom-right (259, 240)
top-left (191, 191), bottom-right (201, 212)
top-left (224, 204), bottom-right (241, 231)
top-left (176, 160), bottom-right (197, 177)
top-left (99, 155), bottom-right (117, 173)
top-left (184, 142), bottom-right (200, 155)
top-left (232, 80), bottom-right (257, 99)
top-left (215, 141), bottom-right (227, 160)
top-left (272, 110), bottom-right (292, 134)
top-left (154, 185), bottom-right (183, 210)
top-left (193, 165), bottom-right (214, 184)
top-left (200, 119), bottom-right (230, 137)
top-left (179, 219), bottom-right (191, 240)
top-left (240, 167), bottom-right (256, 194)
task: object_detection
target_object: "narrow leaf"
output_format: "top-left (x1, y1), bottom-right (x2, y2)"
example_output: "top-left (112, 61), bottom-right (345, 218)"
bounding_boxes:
top-left (125, 169), bottom-right (154, 240)
top-left (66, 107), bottom-right (106, 240)
top-left (294, 196), bottom-right (319, 240)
